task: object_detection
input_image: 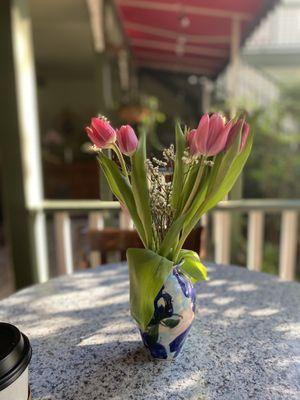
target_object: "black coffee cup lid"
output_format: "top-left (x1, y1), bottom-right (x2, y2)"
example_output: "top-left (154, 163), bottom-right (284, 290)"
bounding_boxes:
top-left (0, 322), bottom-right (32, 391)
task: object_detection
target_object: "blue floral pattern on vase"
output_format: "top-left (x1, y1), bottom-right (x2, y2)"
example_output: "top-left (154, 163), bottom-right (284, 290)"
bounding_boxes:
top-left (139, 267), bottom-right (196, 360)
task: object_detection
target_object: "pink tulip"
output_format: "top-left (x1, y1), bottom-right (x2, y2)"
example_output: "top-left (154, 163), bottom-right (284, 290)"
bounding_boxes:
top-left (187, 129), bottom-right (198, 156)
top-left (117, 125), bottom-right (138, 156)
top-left (188, 113), bottom-right (232, 157)
top-left (85, 117), bottom-right (116, 148)
top-left (225, 119), bottom-right (250, 152)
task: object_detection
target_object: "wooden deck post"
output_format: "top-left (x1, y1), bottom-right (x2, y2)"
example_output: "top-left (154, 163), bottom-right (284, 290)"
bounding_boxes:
top-left (279, 211), bottom-right (298, 280)
top-left (54, 213), bottom-right (73, 275)
top-left (0, 0), bottom-right (49, 288)
top-left (214, 211), bottom-right (232, 265)
top-left (247, 211), bottom-right (265, 272)
top-left (88, 212), bottom-right (104, 267)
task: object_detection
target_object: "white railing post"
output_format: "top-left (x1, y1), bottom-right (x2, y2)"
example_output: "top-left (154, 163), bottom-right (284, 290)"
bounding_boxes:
top-left (247, 211), bottom-right (264, 272)
top-left (119, 209), bottom-right (134, 229)
top-left (279, 211), bottom-right (298, 280)
top-left (213, 211), bottom-right (231, 264)
top-left (88, 212), bottom-right (104, 267)
top-left (200, 213), bottom-right (208, 259)
top-left (54, 212), bottom-right (73, 275)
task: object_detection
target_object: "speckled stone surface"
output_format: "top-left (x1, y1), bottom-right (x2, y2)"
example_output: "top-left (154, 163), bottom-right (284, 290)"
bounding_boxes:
top-left (0, 263), bottom-right (299, 400)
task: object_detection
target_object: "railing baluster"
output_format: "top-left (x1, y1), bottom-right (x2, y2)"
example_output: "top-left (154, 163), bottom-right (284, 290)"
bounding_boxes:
top-left (247, 211), bottom-right (264, 272)
top-left (213, 211), bottom-right (231, 264)
top-left (38, 199), bottom-right (300, 280)
top-left (88, 212), bottom-right (104, 267)
top-left (119, 209), bottom-right (134, 229)
top-left (54, 212), bottom-right (73, 275)
top-left (279, 211), bottom-right (298, 280)
top-left (200, 214), bottom-right (208, 259)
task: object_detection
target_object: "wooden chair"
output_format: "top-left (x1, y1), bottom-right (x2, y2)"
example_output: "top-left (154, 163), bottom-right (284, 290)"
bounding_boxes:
top-left (89, 228), bottom-right (143, 264)
top-left (88, 225), bottom-right (203, 265)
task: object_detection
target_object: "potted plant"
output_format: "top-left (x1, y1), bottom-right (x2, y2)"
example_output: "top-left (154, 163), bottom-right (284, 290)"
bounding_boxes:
top-left (85, 114), bottom-right (252, 360)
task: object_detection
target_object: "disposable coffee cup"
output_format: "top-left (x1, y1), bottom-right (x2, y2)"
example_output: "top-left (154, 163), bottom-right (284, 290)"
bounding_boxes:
top-left (0, 322), bottom-right (32, 400)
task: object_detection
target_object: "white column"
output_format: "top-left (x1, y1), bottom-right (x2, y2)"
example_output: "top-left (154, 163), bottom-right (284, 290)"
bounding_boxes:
top-left (213, 211), bottom-right (232, 265)
top-left (119, 209), bottom-right (134, 229)
top-left (247, 211), bottom-right (264, 272)
top-left (54, 213), bottom-right (73, 275)
top-left (88, 212), bottom-right (104, 267)
top-left (279, 211), bottom-right (298, 280)
top-left (11, 0), bottom-right (49, 282)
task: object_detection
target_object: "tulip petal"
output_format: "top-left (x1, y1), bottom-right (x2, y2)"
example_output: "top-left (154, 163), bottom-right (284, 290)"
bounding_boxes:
top-left (85, 126), bottom-right (105, 148)
top-left (91, 117), bottom-right (116, 145)
top-left (207, 120), bottom-right (232, 156)
top-left (187, 129), bottom-right (198, 156)
top-left (240, 122), bottom-right (250, 151)
top-left (225, 120), bottom-right (240, 151)
top-left (195, 113), bottom-right (210, 154)
top-left (206, 114), bottom-right (224, 150)
top-left (117, 125), bottom-right (138, 156)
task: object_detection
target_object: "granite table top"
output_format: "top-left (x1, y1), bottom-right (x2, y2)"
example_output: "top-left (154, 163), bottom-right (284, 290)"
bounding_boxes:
top-left (0, 263), bottom-right (299, 400)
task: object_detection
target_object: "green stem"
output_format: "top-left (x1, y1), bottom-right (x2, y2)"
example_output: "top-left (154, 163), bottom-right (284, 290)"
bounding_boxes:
top-left (181, 157), bottom-right (206, 215)
top-left (177, 163), bottom-right (197, 214)
top-left (111, 144), bottom-right (129, 180)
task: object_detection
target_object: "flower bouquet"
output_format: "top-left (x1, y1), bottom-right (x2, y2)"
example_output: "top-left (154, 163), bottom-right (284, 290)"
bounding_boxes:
top-left (86, 113), bottom-right (252, 360)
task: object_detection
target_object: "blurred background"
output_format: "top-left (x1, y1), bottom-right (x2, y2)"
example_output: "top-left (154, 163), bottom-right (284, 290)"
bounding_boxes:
top-left (0, 0), bottom-right (299, 297)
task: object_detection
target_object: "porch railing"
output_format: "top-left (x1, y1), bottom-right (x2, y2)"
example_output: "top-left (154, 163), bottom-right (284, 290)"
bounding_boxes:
top-left (33, 199), bottom-right (300, 281)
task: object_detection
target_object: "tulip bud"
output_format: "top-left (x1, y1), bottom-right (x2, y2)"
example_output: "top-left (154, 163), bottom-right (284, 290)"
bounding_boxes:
top-left (117, 125), bottom-right (138, 156)
top-left (194, 113), bottom-right (210, 155)
top-left (189, 113), bottom-right (231, 157)
top-left (85, 117), bottom-right (116, 149)
top-left (225, 119), bottom-right (250, 152)
top-left (205, 114), bottom-right (232, 156)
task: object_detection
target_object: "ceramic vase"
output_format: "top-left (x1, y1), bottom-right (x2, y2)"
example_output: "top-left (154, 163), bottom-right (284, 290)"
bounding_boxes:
top-left (139, 267), bottom-right (196, 360)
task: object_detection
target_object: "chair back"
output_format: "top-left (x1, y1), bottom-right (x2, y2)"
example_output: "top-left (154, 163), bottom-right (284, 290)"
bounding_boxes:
top-left (88, 225), bottom-right (203, 265)
top-left (89, 228), bottom-right (143, 264)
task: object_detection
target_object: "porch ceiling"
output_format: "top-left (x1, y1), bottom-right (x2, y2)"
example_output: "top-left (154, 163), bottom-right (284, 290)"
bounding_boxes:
top-left (30, 0), bottom-right (94, 76)
top-left (115, 0), bottom-right (279, 78)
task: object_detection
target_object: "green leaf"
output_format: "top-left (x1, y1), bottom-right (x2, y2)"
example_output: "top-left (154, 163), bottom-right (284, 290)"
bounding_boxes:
top-left (178, 250), bottom-right (207, 283)
top-left (177, 163), bottom-right (199, 214)
top-left (159, 213), bottom-right (187, 258)
top-left (161, 318), bottom-right (181, 328)
top-left (182, 170), bottom-right (209, 227)
top-left (207, 127), bottom-right (242, 197)
top-left (97, 154), bottom-right (124, 201)
top-left (98, 153), bottom-right (147, 246)
top-left (202, 129), bottom-right (254, 214)
top-left (144, 324), bottom-right (159, 344)
top-left (160, 172), bottom-right (209, 261)
top-left (131, 131), bottom-right (153, 248)
top-left (171, 121), bottom-right (186, 211)
top-left (174, 130), bottom-right (254, 255)
top-left (127, 248), bottom-right (174, 330)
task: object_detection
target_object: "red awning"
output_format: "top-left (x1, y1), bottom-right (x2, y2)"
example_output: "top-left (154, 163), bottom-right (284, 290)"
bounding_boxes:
top-left (115, 0), bottom-right (278, 78)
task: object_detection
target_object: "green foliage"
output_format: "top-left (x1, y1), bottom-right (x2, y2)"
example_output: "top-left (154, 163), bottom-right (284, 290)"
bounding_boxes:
top-left (97, 153), bottom-right (147, 246)
top-left (161, 318), bottom-right (181, 328)
top-left (130, 131), bottom-right (154, 248)
top-left (178, 250), bottom-right (207, 283)
top-left (262, 242), bottom-right (279, 276)
top-left (127, 248), bottom-right (173, 330)
top-left (244, 107), bottom-right (300, 199)
top-left (171, 121), bottom-right (186, 211)
top-left (172, 128), bottom-right (253, 259)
